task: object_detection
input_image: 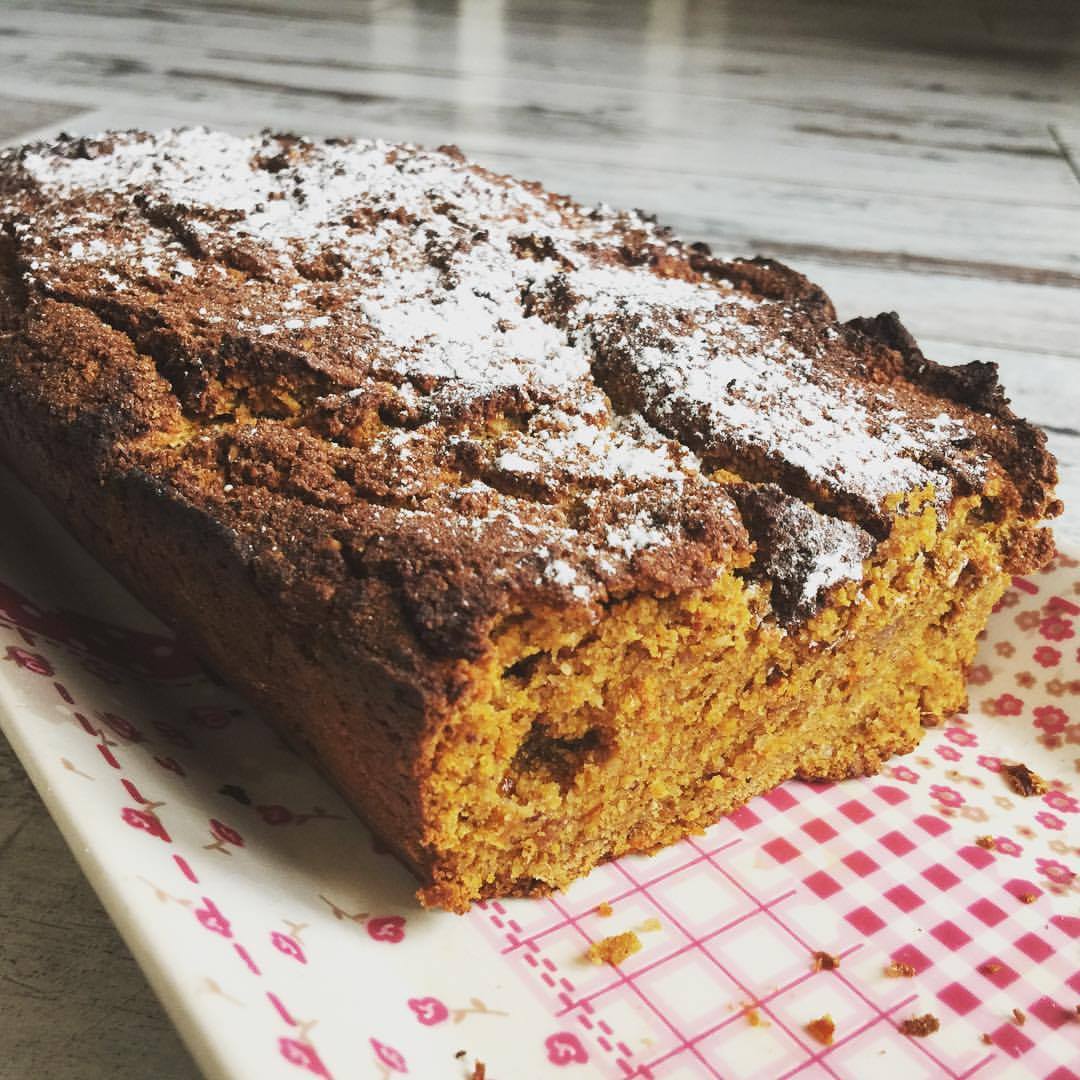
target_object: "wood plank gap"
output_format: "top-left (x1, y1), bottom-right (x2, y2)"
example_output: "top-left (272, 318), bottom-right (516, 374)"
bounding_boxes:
top-left (743, 242), bottom-right (1080, 289)
top-left (924, 335), bottom-right (1080, 362)
top-left (1048, 123), bottom-right (1080, 186)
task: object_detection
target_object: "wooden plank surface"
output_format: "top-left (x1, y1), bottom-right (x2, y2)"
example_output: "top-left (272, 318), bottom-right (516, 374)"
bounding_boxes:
top-left (0, 94), bottom-right (85, 142)
top-left (0, 2), bottom-right (1078, 1077)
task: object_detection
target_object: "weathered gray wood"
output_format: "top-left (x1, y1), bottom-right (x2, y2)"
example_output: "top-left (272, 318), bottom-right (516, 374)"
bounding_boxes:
top-left (0, 2), bottom-right (1078, 1077)
top-left (3, 21), bottom-right (1079, 206)
top-left (0, 93), bottom-right (84, 142)
top-left (1049, 122), bottom-right (1080, 187)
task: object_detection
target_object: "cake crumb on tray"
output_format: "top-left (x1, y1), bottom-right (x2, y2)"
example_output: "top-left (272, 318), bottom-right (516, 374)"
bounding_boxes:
top-left (1002, 762), bottom-right (1048, 797)
top-left (586, 931), bottom-right (642, 966)
top-left (900, 1014), bottom-right (940, 1037)
top-left (805, 1015), bottom-right (836, 1046)
top-left (812, 950), bottom-right (840, 971)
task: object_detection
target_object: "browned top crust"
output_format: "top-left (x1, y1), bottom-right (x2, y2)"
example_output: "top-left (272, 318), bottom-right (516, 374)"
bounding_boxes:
top-left (0, 129), bottom-right (1060, 677)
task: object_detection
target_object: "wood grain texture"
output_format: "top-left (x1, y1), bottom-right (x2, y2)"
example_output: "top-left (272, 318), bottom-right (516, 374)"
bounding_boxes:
top-left (0, 93), bottom-right (85, 142)
top-left (0, 1), bottom-right (1078, 1076)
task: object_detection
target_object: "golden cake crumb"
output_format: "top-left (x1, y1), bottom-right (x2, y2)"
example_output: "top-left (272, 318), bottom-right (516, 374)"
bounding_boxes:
top-left (885, 961), bottom-right (917, 978)
top-left (900, 1014), bottom-right (940, 1037)
top-left (975, 835), bottom-right (996, 850)
top-left (805, 1015), bottom-right (835, 1046)
top-left (595, 902), bottom-right (614, 918)
top-left (979, 962), bottom-right (1002, 975)
top-left (638, 917), bottom-right (663, 933)
top-left (744, 1006), bottom-right (769, 1028)
top-left (1002, 763), bottom-right (1048, 797)
top-left (1012, 1008), bottom-right (1026, 1026)
top-left (470, 1062), bottom-right (486, 1080)
top-left (1019, 893), bottom-right (1038, 904)
top-left (586, 931), bottom-right (642, 966)
top-left (812, 950), bottom-right (840, 971)
top-left (981, 1033), bottom-right (994, 1045)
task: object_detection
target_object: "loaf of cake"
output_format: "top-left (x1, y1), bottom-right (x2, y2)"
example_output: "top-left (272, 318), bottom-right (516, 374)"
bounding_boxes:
top-left (0, 130), bottom-right (1060, 911)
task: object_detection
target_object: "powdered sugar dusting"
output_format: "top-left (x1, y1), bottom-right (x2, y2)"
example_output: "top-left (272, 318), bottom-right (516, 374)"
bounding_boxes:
top-left (733, 486), bottom-right (877, 624)
top-left (799, 523), bottom-right (871, 606)
top-left (559, 273), bottom-right (976, 514)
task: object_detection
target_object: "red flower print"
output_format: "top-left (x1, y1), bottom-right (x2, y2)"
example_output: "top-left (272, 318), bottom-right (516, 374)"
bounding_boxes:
top-left (1040, 614), bottom-right (1074, 641)
top-left (1014, 611), bottom-right (1041, 631)
top-left (936, 746), bottom-right (961, 762)
top-left (1034, 646), bottom-right (1061, 667)
top-left (155, 755), bottom-right (185, 776)
top-left (993, 836), bottom-right (1022, 857)
top-left (977, 755), bottom-right (1002, 772)
top-left (367, 915), bottom-right (406, 943)
top-left (1044, 790), bottom-right (1079, 814)
top-left (257, 804), bottom-right (294, 825)
top-left (1036, 811), bottom-right (1065, 831)
top-left (189, 705), bottom-right (233, 730)
top-left (546, 1032), bottom-right (589, 1066)
top-left (271, 931), bottom-right (306, 964)
top-left (997, 590), bottom-right (1019, 609)
top-left (891, 765), bottom-right (919, 784)
top-left (370, 1039), bottom-right (407, 1073)
top-left (280, 1037), bottom-right (331, 1078)
top-left (930, 784), bottom-right (964, 808)
top-left (210, 818), bottom-right (245, 847)
top-left (967, 664), bottom-right (992, 685)
top-left (408, 996), bottom-right (449, 1026)
top-left (152, 720), bottom-right (194, 748)
top-left (100, 712), bottom-right (142, 741)
top-left (1047, 595), bottom-right (1080, 615)
top-left (194, 897), bottom-right (232, 938)
top-left (121, 806), bottom-right (170, 842)
top-left (3, 646), bottom-right (53, 676)
top-left (1035, 858), bottom-right (1076, 885)
top-left (993, 694), bottom-right (1023, 716)
top-left (1033, 705), bottom-right (1069, 734)
top-left (944, 726), bottom-right (977, 747)
top-left (1012, 576), bottom-right (1039, 595)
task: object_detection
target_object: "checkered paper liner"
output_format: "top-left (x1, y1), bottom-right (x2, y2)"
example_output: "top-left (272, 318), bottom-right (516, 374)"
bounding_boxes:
top-left (1, 467), bottom-right (1077, 1080)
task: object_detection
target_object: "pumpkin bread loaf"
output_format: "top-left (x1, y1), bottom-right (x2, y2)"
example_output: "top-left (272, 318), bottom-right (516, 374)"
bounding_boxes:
top-left (0, 130), bottom-right (1060, 910)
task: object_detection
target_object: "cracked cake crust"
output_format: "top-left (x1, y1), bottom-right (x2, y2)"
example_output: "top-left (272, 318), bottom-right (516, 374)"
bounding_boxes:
top-left (0, 129), bottom-right (1061, 909)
